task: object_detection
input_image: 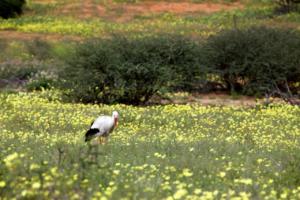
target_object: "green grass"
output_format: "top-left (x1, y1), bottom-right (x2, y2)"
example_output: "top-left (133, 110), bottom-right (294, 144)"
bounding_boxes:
top-left (0, 91), bottom-right (300, 199)
top-left (0, 39), bottom-right (75, 62)
top-left (1, 2), bottom-right (300, 198)
top-left (2, 5), bottom-right (299, 38)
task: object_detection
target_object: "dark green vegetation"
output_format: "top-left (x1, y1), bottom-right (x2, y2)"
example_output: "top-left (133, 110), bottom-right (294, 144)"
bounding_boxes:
top-left (60, 35), bottom-right (200, 104)
top-left (59, 26), bottom-right (300, 104)
top-left (275, 0), bottom-right (300, 13)
top-left (0, 0), bottom-right (26, 19)
top-left (201, 26), bottom-right (300, 96)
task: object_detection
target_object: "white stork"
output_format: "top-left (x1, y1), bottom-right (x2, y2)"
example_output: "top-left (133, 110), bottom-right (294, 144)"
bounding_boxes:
top-left (85, 111), bottom-right (119, 143)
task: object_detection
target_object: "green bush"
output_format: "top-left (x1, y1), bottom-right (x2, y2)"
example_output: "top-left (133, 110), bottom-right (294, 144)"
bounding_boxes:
top-left (200, 26), bottom-right (300, 95)
top-left (275, 0), bottom-right (300, 13)
top-left (0, 0), bottom-right (26, 19)
top-left (26, 71), bottom-right (56, 91)
top-left (60, 35), bottom-right (201, 104)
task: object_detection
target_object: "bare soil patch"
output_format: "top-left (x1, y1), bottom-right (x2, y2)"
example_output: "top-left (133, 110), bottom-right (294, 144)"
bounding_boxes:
top-left (152, 92), bottom-right (285, 107)
top-left (124, 1), bottom-right (241, 14)
top-left (0, 31), bottom-right (82, 41)
top-left (58, 1), bottom-right (242, 22)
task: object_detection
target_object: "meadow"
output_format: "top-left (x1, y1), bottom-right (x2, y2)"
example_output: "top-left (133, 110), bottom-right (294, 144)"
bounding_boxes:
top-left (1, 0), bottom-right (300, 199)
top-left (0, 0), bottom-right (299, 37)
top-left (0, 91), bottom-right (300, 199)
top-left (1, 3), bottom-right (298, 39)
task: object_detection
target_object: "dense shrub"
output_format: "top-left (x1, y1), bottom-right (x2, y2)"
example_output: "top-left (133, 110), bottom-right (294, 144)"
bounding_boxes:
top-left (0, 0), bottom-right (26, 19)
top-left (200, 26), bottom-right (300, 96)
top-left (275, 0), bottom-right (300, 13)
top-left (26, 71), bottom-right (56, 91)
top-left (60, 35), bottom-right (201, 104)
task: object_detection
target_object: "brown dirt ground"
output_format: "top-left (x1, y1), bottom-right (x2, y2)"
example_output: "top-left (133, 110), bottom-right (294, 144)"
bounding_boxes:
top-left (0, 30), bottom-right (82, 41)
top-left (0, 1), bottom-right (242, 40)
top-left (59, 1), bottom-right (242, 22)
top-left (154, 92), bottom-right (285, 107)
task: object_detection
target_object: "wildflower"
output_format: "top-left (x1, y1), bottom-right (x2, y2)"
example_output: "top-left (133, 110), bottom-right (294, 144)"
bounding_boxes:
top-left (4, 152), bottom-right (19, 168)
top-left (30, 163), bottom-right (40, 171)
top-left (174, 189), bottom-right (188, 199)
top-left (182, 168), bottom-right (193, 177)
top-left (219, 172), bottom-right (226, 178)
top-left (0, 181), bottom-right (6, 188)
top-left (113, 170), bottom-right (120, 175)
top-left (194, 189), bottom-right (202, 195)
top-left (32, 182), bottom-right (41, 189)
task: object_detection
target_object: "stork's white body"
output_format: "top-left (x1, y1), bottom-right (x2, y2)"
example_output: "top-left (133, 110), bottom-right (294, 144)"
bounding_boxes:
top-left (91, 115), bottom-right (115, 137)
top-left (85, 111), bottom-right (119, 143)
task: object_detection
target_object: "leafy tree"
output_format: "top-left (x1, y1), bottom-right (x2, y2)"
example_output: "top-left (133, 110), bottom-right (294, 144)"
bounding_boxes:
top-left (200, 26), bottom-right (300, 96)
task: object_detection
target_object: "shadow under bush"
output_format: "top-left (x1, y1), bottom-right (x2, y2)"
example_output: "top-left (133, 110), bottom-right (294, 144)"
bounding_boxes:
top-left (200, 26), bottom-right (300, 96)
top-left (0, 60), bottom-right (58, 91)
top-left (59, 34), bottom-right (201, 105)
top-left (274, 0), bottom-right (300, 14)
top-left (0, 0), bottom-right (26, 19)
top-left (0, 61), bottom-right (37, 88)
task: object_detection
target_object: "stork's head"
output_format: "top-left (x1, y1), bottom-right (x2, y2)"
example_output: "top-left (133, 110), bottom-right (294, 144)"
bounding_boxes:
top-left (112, 111), bottom-right (119, 127)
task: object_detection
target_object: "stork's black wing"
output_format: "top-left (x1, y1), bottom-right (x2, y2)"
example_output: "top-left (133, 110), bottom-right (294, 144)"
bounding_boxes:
top-left (85, 128), bottom-right (99, 142)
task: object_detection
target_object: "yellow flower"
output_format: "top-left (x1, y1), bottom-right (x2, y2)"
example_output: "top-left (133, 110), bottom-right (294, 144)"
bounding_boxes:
top-left (32, 182), bottom-right (41, 189)
top-left (30, 163), bottom-right (40, 171)
top-left (113, 170), bottom-right (120, 175)
top-left (0, 181), bottom-right (6, 188)
top-left (174, 189), bottom-right (188, 199)
top-left (4, 152), bottom-right (19, 168)
top-left (182, 168), bottom-right (193, 177)
top-left (194, 189), bottom-right (202, 195)
top-left (219, 172), bottom-right (226, 178)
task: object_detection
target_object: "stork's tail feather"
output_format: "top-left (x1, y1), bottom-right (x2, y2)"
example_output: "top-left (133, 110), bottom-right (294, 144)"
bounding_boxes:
top-left (85, 128), bottom-right (99, 142)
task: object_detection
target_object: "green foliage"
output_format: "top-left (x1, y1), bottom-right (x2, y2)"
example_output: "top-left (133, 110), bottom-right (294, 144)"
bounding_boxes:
top-left (25, 71), bottom-right (56, 91)
top-left (200, 26), bottom-right (300, 95)
top-left (275, 0), bottom-right (300, 13)
top-left (60, 35), bottom-right (201, 104)
top-left (0, 0), bottom-right (26, 19)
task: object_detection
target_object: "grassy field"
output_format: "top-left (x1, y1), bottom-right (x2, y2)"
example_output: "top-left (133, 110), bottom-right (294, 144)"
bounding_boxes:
top-left (0, 0), bottom-right (299, 38)
top-left (0, 92), bottom-right (300, 199)
top-left (1, 1), bottom-right (300, 199)
top-left (0, 2), bottom-right (288, 37)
